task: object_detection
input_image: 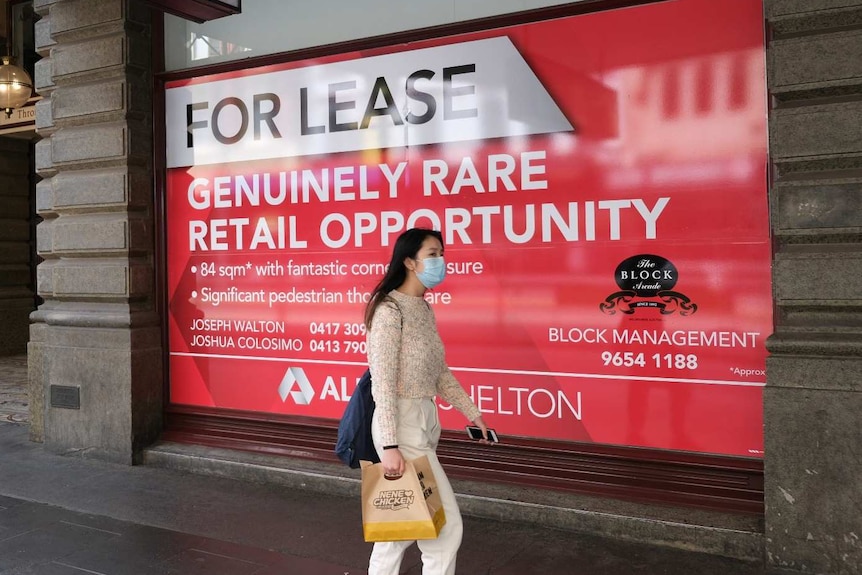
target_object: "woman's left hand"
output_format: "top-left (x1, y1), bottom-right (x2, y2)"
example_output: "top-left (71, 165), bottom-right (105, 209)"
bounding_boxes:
top-left (472, 415), bottom-right (492, 443)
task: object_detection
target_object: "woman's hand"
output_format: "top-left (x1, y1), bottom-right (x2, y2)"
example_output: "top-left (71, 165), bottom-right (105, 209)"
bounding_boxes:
top-left (472, 415), bottom-right (492, 443)
top-left (381, 448), bottom-right (405, 478)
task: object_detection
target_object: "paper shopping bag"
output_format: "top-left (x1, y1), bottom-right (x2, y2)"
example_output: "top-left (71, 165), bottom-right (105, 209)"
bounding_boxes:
top-left (360, 455), bottom-right (446, 542)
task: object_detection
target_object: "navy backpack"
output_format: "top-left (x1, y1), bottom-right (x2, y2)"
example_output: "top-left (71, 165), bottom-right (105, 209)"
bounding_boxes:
top-left (335, 369), bottom-right (380, 468)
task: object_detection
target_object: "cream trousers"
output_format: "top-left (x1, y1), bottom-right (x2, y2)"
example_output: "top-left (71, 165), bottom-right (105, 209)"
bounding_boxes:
top-left (368, 397), bottom-right (462, 575)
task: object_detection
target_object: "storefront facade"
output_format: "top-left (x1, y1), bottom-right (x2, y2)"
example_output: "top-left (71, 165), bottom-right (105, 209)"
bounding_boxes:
top-left (21, 1), bottom-right (862, 574)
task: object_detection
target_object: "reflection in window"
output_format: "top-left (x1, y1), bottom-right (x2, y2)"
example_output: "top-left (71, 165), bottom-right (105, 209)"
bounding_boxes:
top-left (695, 61), bottom-right (712, 114)
top-left (729, 55), bottom-right (747, 110)
top-left (662, 67), bottom-right (680, 119)
top-left (190, 33), bottom-right (252, 62)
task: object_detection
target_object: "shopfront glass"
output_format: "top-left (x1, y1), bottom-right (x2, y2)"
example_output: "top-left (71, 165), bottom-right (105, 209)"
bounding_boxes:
top-left (163, 0), bottom-right (771, 458)
top-left (163, 0), bottom-right (573, 71)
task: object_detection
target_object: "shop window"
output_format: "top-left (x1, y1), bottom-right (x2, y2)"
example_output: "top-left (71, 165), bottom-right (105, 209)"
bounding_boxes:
top-left (163, 0), bottom-right (573, 71)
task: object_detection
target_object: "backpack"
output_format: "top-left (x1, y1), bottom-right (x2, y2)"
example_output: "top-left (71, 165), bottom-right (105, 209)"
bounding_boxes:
top-left (334, 368), bottom-right (380, 468)
top-left (335, 298), bottom-right (402, 468)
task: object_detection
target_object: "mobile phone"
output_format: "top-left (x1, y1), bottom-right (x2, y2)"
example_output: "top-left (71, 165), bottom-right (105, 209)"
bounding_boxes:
top-left (466, 426), bottom-right (499, 443)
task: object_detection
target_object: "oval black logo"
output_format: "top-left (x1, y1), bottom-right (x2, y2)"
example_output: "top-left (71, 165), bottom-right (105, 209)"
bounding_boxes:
top-left (614, 254), bottom-right (678, 297)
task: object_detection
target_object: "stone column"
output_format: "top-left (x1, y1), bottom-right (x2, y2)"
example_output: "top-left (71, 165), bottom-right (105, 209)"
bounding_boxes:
top-left (29, 0), bottom-right (162, 463)
top-left (0, 138), bottom-right (35, 357)
top-left (765, 1), bottom-right (862, 574)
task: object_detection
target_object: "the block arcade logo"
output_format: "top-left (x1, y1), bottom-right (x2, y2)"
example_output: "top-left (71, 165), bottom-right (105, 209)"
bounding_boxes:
top-left (600, 254), bottom-right (697, 316)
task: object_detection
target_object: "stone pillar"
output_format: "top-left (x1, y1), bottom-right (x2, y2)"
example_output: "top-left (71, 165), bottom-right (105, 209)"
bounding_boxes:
top-left (0, 138), bottom-right (35, 357)
top-left (29, 0), bottom-right (162, 463)
top-left (765, 1), bottom-right (862, 574)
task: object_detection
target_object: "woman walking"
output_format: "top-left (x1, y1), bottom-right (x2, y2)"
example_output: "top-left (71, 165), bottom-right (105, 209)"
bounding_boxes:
top-left (364, 228), bottom-right (490, 575)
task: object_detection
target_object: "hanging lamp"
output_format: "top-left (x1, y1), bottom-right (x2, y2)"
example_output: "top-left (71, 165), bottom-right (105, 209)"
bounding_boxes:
top-left (0, 55), bottom-right (32, 118)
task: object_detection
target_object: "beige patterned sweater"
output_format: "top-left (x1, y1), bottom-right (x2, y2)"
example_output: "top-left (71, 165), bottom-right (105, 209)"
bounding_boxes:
top-left (367, 289), bottom-right (481, 447)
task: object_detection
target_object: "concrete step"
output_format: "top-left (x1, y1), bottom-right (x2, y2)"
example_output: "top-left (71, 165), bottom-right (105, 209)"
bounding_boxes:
top-left (143, 440), bottom-right (765, 562)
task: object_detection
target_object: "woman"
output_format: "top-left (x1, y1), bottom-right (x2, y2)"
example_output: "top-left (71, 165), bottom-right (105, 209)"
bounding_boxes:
top-left (364, 227), bottom-right (489, 575)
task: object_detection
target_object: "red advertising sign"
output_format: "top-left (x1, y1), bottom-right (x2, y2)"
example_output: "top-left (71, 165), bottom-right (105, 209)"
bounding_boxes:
top-left (165, 0), bottom-right (770, 458)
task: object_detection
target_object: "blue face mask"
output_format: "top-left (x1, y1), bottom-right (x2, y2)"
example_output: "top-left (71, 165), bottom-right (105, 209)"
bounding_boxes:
top-left (416, 256), bottom-right (446, 289)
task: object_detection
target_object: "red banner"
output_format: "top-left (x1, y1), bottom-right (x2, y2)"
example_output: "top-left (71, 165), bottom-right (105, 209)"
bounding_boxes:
top-left (165, 0), bottom-right (770, 458)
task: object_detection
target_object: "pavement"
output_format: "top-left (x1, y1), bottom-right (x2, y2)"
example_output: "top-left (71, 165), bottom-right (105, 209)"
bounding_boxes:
top-left (0, 355), bottom-right (777, 574)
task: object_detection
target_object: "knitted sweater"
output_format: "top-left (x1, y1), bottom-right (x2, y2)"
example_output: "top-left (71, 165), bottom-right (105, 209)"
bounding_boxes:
top-left (367, 289), bottom-right (481, 447)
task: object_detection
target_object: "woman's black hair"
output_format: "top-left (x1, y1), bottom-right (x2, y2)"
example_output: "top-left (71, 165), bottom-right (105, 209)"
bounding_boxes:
top-left (364, 228), bottom-right (443, 328)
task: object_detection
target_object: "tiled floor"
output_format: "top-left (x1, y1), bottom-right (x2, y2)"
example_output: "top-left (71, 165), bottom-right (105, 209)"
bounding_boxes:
top-left (0, 355), bottom-right (28, 425)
